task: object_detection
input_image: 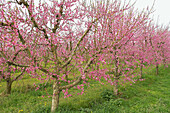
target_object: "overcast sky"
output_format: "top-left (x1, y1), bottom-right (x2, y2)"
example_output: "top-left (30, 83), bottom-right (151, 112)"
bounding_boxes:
top-left (3, 0), bottom-right (169, 27)
top-left (125, 0), bottom-right (170, 26)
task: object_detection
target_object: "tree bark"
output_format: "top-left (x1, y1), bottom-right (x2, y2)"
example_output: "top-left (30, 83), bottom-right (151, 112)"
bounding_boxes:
top-left (113, 46), bottom-right (119, 95)
top-left (140, 65), bottom-right (143, 78)
top-left (51, 81), bottom-right (60, 113)
top-left (156, 63), bottom-right (159, 75)
top-left (113, 79), bottom-right (118, 95)
top-left (65, 66), bottom-right (68, 81)
top-left (6, 79), bottom-right (12, 94)
top-left (5, 64), bottom-right (13, 94)
top-left (163, 59), bottom-right (166, 69)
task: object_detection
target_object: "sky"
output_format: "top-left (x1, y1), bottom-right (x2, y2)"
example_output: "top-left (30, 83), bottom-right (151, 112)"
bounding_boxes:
top-left (39, 0), bottom-right (169, 26)
top-left (2, 0), bottom-right (169, 27)
top-left (125, 0), bottom-right (170, 26)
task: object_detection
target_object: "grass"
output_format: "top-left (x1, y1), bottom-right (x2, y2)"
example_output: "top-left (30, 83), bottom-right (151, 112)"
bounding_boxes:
top-left (0, 65), bottom-right (170, 113)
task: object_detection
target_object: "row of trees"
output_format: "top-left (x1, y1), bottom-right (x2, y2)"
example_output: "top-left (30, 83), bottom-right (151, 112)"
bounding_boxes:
top-left (0, 0), bottom-right (169, 112)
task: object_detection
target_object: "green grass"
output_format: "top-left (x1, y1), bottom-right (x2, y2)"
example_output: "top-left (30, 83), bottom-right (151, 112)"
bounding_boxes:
top-left (90, 65), bottom-right (170, 113)
top-left (0, 65), bottom-right (170, 113)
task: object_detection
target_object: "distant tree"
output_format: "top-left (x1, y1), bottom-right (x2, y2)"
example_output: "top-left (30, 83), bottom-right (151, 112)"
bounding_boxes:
top-left (0, 17), bottom-right (29, 95)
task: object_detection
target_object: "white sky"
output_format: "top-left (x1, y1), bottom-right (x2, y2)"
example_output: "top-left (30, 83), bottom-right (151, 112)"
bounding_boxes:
top-left (3, 0), bottom-right (169, 27)
top-left (125, 0), bottom-right (170, 26)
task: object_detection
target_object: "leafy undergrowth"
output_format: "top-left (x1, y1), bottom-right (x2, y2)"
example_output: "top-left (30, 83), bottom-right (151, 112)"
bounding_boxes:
top-left (0, 65), bottom-right (170, 113)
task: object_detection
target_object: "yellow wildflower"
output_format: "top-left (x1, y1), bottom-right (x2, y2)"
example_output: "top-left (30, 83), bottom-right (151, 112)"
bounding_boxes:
top-left (18, 109), bottom-right (23, 113)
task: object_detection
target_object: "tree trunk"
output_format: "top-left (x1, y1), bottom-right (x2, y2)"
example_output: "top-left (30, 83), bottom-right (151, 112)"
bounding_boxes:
top-left (65, 75), bottom-right (68, 81)
top-left (6, 80), bottom-right (12, 94)
top-left (163, 59), bottom-right (166, 69)
top-left (113, 46), bottom-right (119, 95)
top-left (140, 65), bottom-right (143, 78)
top-left (51, 82), bottom-right (60, 113)
top-left (156, 63), bottom-right (159, 75)
top-left (6, 64), bottom-right (13, 94)
top-left (163, 63), bottom-right (166, 69)
top-left (44, 58), bottom-right (47, 68)
top-left (34, 57), bottom-right (37, 73)
top-left (113, 80), bottom-right (118, 95)
top-left (65, 66), bottom-right (68, 81)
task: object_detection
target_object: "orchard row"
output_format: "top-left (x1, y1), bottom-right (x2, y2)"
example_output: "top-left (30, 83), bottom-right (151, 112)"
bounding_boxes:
top-left (0, 0), bottom-right (169, 112)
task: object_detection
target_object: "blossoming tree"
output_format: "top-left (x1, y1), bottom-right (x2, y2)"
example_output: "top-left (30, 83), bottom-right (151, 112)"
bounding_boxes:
top-left (0, 0), bottom-right (132, 112)
top-left (1, 0), bottom-right (169, 112)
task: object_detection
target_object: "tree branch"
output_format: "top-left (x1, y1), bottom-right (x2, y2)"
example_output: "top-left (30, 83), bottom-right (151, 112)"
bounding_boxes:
top-left (61, 18), bottom-right (99, 68)
top-left (16, 0), bottom-right (49, 40)
top-left (59, 46), bottom-right (106, 90)
top-left (12, 67), bottom-right (26, 82)
top-left (59, 57), bottom-right (93, 90)
top-left (52, 0), bottom-right (64, 33)
top-left (7, 61), bottom-right (29, 67)
top-left (0, 21), bottom-right (26, 44)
